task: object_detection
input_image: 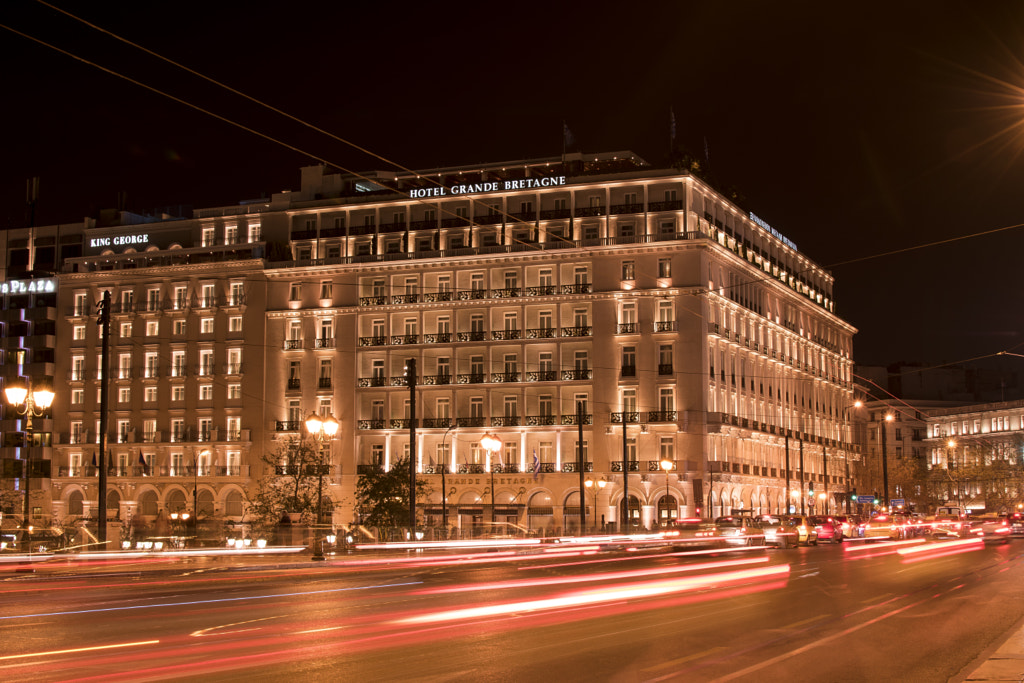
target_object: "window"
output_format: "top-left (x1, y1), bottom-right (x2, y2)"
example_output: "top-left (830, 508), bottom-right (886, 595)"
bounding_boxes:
top-left (622, 388), bottom-right (637, 413)
top-left (145, 352), bottom-right (158, 378)
top-left (227, 348), bottom-right (241, 374)
top-left (437, 357), bottom-right (450, 378)
top-left (145, 321), bottom-right (159, 337)
top-left (573, 308), bottom-right (588, 327)
top-left (202, 227), bottom-right (215, 247)
top-left (320, 280), bottom-right (333, 300)
top-left (174, 286), bottom-right (187, 310)
top-left (659, 258), bottom-right (672, 278)
top-left (248, 221), bottom-right (262, 243)
top-left (198, 418), bottom-right (212, 442)
top-left (470, 397), bottom-right (484, 418)
top-left (471, 273), bottom-right (485, 291)
top-left (621, 302), bottom-right (636, 324)
top-left (228, 384), bottom-right (241, 400)
top-left (171, 419), bottom-right (185, 442)
top-left (226, 416), bottom-right (241, 441)
top-left (471, 314), bottom-right (485, 333)
top-left (539, 269), bottom-right (553, 287)
top-left (144, 419), bottom-right (157, 442)
top-left (539, 310), bottom-right (553, 329)
top-left (118, 353), bottom-right (132, 379)
top-left (660, 437), bottom-right (675, 461)
top-left (118, 387), bottom-right (131, 404)
top-left (319, 358), bottom-right (332, 386)
top-left (144, 386), bottom-right (157, 403)
top-left (147, 288), bottom-right (161, 311)
top-left (320, 318), bottom-right (334, 341)
top-left (372, 359), bottom-right (385, 380)
top-left (229, 316), bottom-right (243, 333)
top-left (659, 388), bottom-right (675, 412)
top-left (72, 324), bottom-right (86, 341)
top-left (199, 384), bottom-right (213, 401)
top-left (230, 282), bottom-right (244, 306)
top-left (504, 353), bottom-right (518, 375)
top-left (621, 261), bottom-right (635, 280)
top-left (200, 284), bottom-right (216, 308)
top-left (71, 388), bottom-right (84, 405)
top-left (404, 317), bottom-right (418, 335)
top-left (372, 279), bottom-right (387, 297)
top-left (201, 318), bottom-right (214, 334)
top-left (436, 398), bottom-right (451, 419)
top-left (172, 350), bottom-right (186, 377)
top-left (504, 271), bottom-right (518, 289)
top-left (372, 319), bottom-right (385, 338)
top-left (225, 224), bottom-right (239, 245)
top-left (371, 400), bottom-right (385, 421)
top-left (539, 352), bottom-right (553, 372)
top-left (70, 421), bottom-right (84, 444)
top-left (74, 292), bottom-right (89, 317)
top-left (504, 396), bottom-right (518, 418)
top-left (199, 349), bottom-right (214, 376)
top-left (539, 394), bottom-right (553, 416)
top-left (539, 441), bottom-right (553, 463)
top-left (470, 355), bottom-right (484, 377)
top-left (574, 351), bottom-right (589, 371)
top-left (574, 393), bottom-right (589, 415)
top-left (120, 289), bottom-right (134, 312)
top-left (504, 312), bottom-right (518, 331)
top-left (172, 385), bottom-right (185, 402)
top-left (574, 266), bottom-right (589, 284)
top-left (289, 282), bottom-right (302, 302)
top-left (437, 275), bottom-right (451, 293)
top-left (173, 319), bottom-right (186, 336)
top-left (120, 322), bottom-right (132, 338)
top-left (659, 344), bottom-right (673, 373)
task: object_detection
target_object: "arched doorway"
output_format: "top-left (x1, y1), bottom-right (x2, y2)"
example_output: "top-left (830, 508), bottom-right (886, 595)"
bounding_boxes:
top-left (224, 490), bottom-right (244, 518)
top-left (138, 490), bottom-right (158, 517)
top-left (197, 489), bottom-right (215, 517)
top-left (527, 491), bottom-right (554, 535)
top-left (657, 495), bottom-right (677, 526)
top-left (166, 489), bottom-right (188, 513)
top-left (67, 490), bottom-right (84, 517)
top-left (106, 489), bottom-right (121, 519)
top-left (563, 491), bottom-right (582, 534)
top-left (619, 495), bottom-right (641, 531)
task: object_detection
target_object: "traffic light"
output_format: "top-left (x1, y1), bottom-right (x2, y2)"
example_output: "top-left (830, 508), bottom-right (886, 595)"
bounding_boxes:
top-left (850, 488), bottom-right (858, 501)
top-left (873, 491), bottom-right (880, 505)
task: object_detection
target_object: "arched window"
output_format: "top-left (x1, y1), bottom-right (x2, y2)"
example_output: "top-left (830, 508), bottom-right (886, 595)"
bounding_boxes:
top-left (106, 489), bottom-right (121, 518)
top-left (197, 489), bottom-right (215, 517)
top-left (139, 490), bottom-right (158, 516)
top-left (166, 489), bottom-right (187, 513)
top-left (67, 490), bottom-right (84, 516)
top-left (224, 490), bottom-right (244, 517)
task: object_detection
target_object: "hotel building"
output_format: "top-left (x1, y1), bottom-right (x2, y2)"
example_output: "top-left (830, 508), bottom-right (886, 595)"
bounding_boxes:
top-left (24, 151), bottom-right (857, 537)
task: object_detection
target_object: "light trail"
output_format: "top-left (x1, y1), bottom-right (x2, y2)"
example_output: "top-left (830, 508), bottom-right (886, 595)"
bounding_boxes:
top-left (844, 538), bottom-right (926, 553)
top-left (0, 639), bottom-right (159, 661)
top-left (396, 564), bottom-right (790, 625)
top-left (419, 556), bottom-right (770, 594)
top-left (0, 581), bottom-right (422, 620)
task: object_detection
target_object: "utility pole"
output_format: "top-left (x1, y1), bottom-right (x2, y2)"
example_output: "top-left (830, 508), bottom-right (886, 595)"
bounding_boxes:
top-left (578, 401), bottom-right (585, 535)
top-left (622, 420), bottom-right (629, 533)
top-left (96, 291), bottom-right (111, 548)
top-left (407, 358), bottom-right (417, 531)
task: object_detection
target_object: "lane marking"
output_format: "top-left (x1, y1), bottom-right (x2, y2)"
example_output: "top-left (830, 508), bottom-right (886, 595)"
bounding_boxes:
top-left (192, 616), bottom-right (282, 637)
top-left (642, 647), bottom-right (726, 673)
top-left (781, 614), bottom-right (828, 629)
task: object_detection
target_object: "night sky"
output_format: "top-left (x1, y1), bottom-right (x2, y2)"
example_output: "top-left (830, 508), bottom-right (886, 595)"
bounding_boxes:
top-left (3, 1), bottom-right (1024, 371)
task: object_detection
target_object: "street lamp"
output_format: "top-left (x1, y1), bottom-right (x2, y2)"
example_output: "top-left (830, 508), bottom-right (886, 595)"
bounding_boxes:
top-left (947, 438), bottom-right (963, 511)
top-left (4, 377), bottom-right (54, 548)
top-left (440, 425), bottom-right (455, 532)
top-left (305, 412), bottom-right (339, 561)
top-left (584, 477), bottom-right (608, 533)
top-left (481, 432), bottom-right (502, 524)
top-left (842, 400), bottom-right (863, 512)
top-left (660, 458), bottom-right (674, 526)
top-left (881, 412), bottom-right (894, 511)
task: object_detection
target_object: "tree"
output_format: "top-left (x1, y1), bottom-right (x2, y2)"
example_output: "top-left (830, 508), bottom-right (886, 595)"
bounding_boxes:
top-left (245, 437), bottom-right (329, 533)
top-left (355, 456), bottom-right (431, 528)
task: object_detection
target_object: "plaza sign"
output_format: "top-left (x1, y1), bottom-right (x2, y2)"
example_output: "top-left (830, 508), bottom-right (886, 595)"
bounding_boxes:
top-left (408, 176), bottom-right (568, 199)
top-left (89, 233), bottom-right (150, 248)
top-left (0, 277), bottom-right (56, 295)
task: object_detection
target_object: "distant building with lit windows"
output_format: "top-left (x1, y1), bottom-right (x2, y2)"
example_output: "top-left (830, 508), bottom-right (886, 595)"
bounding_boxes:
top-left (32, 151), bottom-right (857, 536)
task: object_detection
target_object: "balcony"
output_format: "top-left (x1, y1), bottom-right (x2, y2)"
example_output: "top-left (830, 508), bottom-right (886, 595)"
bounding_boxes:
top-left (616, 323), bottom-right (638, 334)
top-left (357, 376), bottom-right (387, 387)
top-left (493, 463), bottom-right (520, 473)
top-left (621, 365), bottom-right (636, 377)
top-left (491, 287), bottom-right (521, 299)
top-left (491, 372), bottom-right (519, 383)
top-left (287, 378), bottom-right (301, 390)
top-left (458, 463), bottom-right (486, 474)
top-left (421, 418), bottom-right (452, 428)
top-left (647, 410), bottom-right (677, 423)
top-left (315, 337), bottom-right (335, 349)
top-left (526, 415), bottom-right (557, 426)
top-left (391, 294), bottom-right (419, 304)
top-left (658, 364), bottom-right (674, 375)
top-left (458, 289), bottom-right (488, 301)
top-left (561, 283), bottom-right (592, 294)
top-left (610, 412), bottom-right (640, 424)
top-left (391, 376), bottom-right (411, 387)
top-left (528, 370), bottom-right (558, 382)
top-left (457, 373), bottom-right (487, 384)
top-left (425, 291), bottom-right (454, 302)
top-left (423, 333), bottom-right (452, 343)
top-left (455, 417), bottom-right (486, 428)
top-left (142, 430), bottom-right (161, 443)
top-left (359, 295), bottom-right (388, 306)
top-left (560, 326), bottom-right (591, 337)
top-left (649, 200), bottom-right (683, 212)
top-left (359, 336), bottom-right (388, 346)
top-left (610, 203), bottom-right (644, 215)
top-left (391, 334), bottom-right (420, 345)
top-left (491, 329), bottom-right (521, 340)
top-left (648, 459), bottom-right (676, 472)
top-left (561, 461), bottom-right (594, 473)
top-left (457, 331), bottom-right (488, 342)
top-left (226, 364), bottom-right (242, 375)
top-left (526, 285), bottom-right (557, 296)
top-left (526, 328), bottom-right (556, 339)
top-left (562, 413), bottom-right (593, 426)
top-left (654, 321), bottom-right (677, 332)
top-left (283, 339), bottom-right (303, 350)
top-left (491, 416), bottom-right (521, 427)
top-left (574, 206), bottom-right (605, 217)
top-left (561, 369), bottom-right (592, 381)
top-left (275, 421), bottom-right (301, 431)
top-left (318, 377), bottom-right (332, 389)
top-left (610, 461), bottom-right (641, 472)
top-left (358, 419), bottom-right (386, 430)
top-left (391, 419), bottom-right (414, 429)
top-left (474, 213), bottom-right (503, 225)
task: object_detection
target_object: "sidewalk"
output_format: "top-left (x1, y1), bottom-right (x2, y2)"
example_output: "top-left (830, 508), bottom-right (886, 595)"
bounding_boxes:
top-left (957, 615), bottom-right (1024, 682)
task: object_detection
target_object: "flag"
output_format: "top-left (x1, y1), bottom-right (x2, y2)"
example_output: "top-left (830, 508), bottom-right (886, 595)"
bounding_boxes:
top-left (91, 452), bottom-right (98, 475)
top-left (532, 448), bottom-right (540, 479)
top-left (562, 122), bottom-right (575, 152)
top-left (669, 107), bottom-right (676, 146)
top-left (139, 450), bottom-right (149, 476)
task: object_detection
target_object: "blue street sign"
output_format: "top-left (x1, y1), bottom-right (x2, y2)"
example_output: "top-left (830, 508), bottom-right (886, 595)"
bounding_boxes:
top-left (857, 495), bottom-right (874, 504)
top-left (891, 498), bottom-right (905, 507)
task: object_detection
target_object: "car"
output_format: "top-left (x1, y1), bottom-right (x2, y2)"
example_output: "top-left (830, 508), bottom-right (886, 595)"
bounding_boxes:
top-left (833, 515), bottom-right (863, 539)
top-left (862, 514), bottom-right (901, 541)
top-left (965, 515), bottom-right (1011, 544)
top-left (753, 515), bottom-right (798, 549)
top-left (1002, 512), bottom-right (1024, 536)
top-left (783, 516), bottom-right (819, 546)
top-left (807, 515), bottom-right (843, 543)
top-left (713, 516), bottom-right (766, 547)
top-left (659, 518), bottom-right (723, 549)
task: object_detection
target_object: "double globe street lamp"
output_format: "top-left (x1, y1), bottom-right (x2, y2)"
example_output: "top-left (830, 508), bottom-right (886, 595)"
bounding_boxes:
top-left (305, 413), bottom-right (339, 560)
top-left (480, 432), bottom-right (502, 525)
top-left (4, 378), bottom-right (54, 548)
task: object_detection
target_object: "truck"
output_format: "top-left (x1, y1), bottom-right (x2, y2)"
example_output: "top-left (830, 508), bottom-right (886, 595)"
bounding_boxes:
top-left (929, 506), bottom-right (966, 537)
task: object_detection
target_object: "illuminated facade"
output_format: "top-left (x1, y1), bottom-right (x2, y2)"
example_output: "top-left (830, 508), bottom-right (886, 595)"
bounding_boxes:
top-left (37, 151), bottom-right (857, 536)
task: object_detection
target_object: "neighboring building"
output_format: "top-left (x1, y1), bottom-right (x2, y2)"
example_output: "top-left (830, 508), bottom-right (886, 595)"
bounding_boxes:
top-left (923, 400), bottom-right (1024, 511)
top-left (29, 151), bottom-right (857, 537)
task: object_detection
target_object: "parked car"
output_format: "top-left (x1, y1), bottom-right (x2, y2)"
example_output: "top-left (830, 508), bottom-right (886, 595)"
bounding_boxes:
top-left (783, 516), bottom-right (819, 546)
top-left (754, 515), bottom-right (798, 549)
top-left (807, 515), bottom-right (843, 543)
top-left (660, 518), bottom-right (723, 549)
top-left (862, 514), bottom-right (901, 541)
top-left (1002, 511), bottom-right (1024, 537)
top-left (713, 516), bottom-right (766, 547)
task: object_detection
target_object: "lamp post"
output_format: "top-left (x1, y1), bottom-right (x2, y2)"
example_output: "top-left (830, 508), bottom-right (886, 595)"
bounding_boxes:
top-left (305, 412), bottom-right (339, 561)
top-left (190, 447), bottom-right (209, 543)
top-left (584, 477), bottom-right (607, 533)
top-left (947, 438), bottom-right (962, 511)
top-left (842, 400), bottom-right (863, 512)
top-left (4, 377), bottom-right (54, 550)
top-left (440, 424), bottom-right (456, 532)
top-left (660, 459), bottom-right (674, 526)
top-left (480, 432), bottom-right (502, 525)
top-left (880, 412), bottom-right (894, 511)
